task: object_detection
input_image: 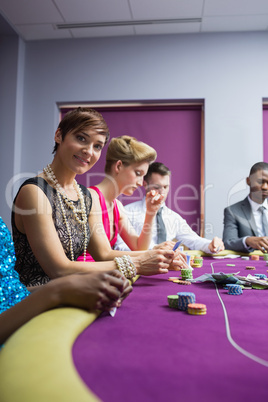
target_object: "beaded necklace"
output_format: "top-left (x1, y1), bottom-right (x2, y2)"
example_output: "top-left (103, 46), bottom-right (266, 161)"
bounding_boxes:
top-left (43, 164), bottom-right (88, 261)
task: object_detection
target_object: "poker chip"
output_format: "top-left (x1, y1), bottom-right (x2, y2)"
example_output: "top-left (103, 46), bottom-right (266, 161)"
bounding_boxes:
top-left (224, 284), bottom-right (245, 290)
top-left (187, 303), bottom-right (207, 315)
top-left (250, 255), bottom-right (259, 260)
top-left (241, 256), bottom-right (250, 260)
top-left (180, 269), bottom-right (193, 280)
top-left (226, 264), bottom-right (235, 266)
top-left (167, 295), bottom-right (179, 309)
top-left (246, 266), bottom-right (256, 270)
top-left (254, 273), bottom-right (267, 280)
top-left (226, 284), bottom-right (243, 295)
top-left (168, 277), bottom-right (179, 281)
top-left (252, 283), bottom-right (268, 289)
top-left (172, 279), bottom-right (191, 285)
top-left (192, 256), bottom-right (203, 268)
top-left (177, 292), bottom-right (196, 311)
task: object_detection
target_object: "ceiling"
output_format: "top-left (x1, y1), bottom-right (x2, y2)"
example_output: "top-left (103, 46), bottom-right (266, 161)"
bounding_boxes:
top-left (1, 0), bottom-right (268, 41)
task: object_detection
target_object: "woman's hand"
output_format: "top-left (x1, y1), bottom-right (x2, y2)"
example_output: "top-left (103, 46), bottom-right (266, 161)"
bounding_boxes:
top-left (168, 250), bottom-right (188, 270)
top-left (153, 241), bottom-right (176, 250)
top-left (109, 269), bottom-right (133, 306)
top-left (132, 249), bottom-right (174, 276)
top-left (54, 270), bottom-right (131, 311)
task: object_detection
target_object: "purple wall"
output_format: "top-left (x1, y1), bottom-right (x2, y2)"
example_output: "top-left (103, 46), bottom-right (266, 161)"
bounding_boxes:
top-left (61, 106), bottom-right (202, 233)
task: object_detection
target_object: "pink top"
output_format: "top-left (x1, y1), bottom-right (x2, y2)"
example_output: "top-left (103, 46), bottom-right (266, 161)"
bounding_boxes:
top-left (77, 186), bottom-right (120, 262)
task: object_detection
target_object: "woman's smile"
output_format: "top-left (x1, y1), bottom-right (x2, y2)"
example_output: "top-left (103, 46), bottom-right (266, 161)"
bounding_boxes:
top-left (74, 154), bottom-right (89, 166)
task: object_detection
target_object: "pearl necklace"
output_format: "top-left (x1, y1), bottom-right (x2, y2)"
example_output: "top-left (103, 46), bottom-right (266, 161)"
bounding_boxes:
top-left (43, 164), bottom-right (88, 261)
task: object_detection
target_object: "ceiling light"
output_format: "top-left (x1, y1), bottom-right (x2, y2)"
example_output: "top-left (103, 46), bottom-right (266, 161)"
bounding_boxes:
top-left (56, 18), bottom-right (201, 30)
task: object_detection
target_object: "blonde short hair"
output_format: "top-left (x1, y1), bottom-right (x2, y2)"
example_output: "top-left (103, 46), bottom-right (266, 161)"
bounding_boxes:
top-left (105, 136), bottom-right (157, 173)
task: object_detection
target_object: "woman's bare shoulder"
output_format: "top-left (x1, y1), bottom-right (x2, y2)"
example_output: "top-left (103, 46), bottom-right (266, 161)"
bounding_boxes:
top-left (15, 180), bottom-right (51, 217)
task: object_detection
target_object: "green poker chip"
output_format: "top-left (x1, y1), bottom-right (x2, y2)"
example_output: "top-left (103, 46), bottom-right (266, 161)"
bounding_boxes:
top-left (167, 295), bottom-right (179, 309)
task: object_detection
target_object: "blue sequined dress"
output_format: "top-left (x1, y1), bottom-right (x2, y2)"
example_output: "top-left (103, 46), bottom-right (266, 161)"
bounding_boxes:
top-left (0, 217), bottom-right (30, 314)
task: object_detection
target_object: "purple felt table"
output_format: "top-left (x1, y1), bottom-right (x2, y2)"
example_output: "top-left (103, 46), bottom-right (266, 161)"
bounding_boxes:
top-left (72, 257), bottom-right (268, 402)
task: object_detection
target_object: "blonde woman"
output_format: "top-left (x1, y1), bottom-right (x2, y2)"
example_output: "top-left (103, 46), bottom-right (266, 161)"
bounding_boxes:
top-left (78, 136), bottom-right (167, 261)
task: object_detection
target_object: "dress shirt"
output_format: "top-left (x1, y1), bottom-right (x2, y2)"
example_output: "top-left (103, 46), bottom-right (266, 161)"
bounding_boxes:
top-left (242, 196), bottom-right (268, 249)
top-left (114, 197), bottom-right (211, 253)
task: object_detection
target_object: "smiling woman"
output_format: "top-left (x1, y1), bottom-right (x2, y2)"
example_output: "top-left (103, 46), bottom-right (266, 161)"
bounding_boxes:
top-left (12, 107), bottom-right (181, 288)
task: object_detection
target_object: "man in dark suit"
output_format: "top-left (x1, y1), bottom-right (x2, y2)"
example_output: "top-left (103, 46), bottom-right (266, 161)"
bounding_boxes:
top-left (223, 162), bottom-right (268, 252)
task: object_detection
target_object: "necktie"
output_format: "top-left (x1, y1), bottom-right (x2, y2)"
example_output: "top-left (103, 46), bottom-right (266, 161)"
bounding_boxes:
top-left (156, 208), bottom-right (166, 243)
top-left (258, 206), bottom-right (268, 236)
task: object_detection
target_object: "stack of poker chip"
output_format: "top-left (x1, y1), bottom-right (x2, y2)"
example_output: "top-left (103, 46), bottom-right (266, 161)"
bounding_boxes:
top-left (167, 295), bottom-right (179, 309)
top-left (191, 256), bottom-right (203, 268)
top-left (177, 292), bottom-right (196, 311)
top-left (187, 303), bottom-right (207, 315)
top-left (173, 279), bottom-right (191, 285)
top-left (226, 284), bottom-right (243, 295)
top-left (181, 269), bottom-right (193, 280)
top-left (263, 253), bottom-right (268, 261)
top-left (250, 255), bottom-right (259, 261)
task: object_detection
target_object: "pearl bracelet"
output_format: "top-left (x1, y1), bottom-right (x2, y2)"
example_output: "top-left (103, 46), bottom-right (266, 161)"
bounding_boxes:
top-left (114, 255), bottom-right (137, 279)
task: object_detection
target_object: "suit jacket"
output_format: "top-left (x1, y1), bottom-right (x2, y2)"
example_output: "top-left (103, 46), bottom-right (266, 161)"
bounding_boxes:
top-left (223, 197), bottom-right (258, 252)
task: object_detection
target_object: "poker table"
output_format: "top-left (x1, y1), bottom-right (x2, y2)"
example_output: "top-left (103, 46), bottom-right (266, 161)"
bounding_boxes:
top-left (1, 254), bottom-right (268, 401)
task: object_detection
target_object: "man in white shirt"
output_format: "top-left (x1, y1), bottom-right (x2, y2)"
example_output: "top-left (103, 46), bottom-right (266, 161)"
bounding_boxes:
top-left (223, 162), bottom-right (268, 253)
top-left (115, 162), bottom-right (224, 254)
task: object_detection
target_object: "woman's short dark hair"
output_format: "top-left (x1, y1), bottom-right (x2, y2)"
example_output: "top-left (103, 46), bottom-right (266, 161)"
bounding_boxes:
top-left (53, 107), bottom-right (110, 154)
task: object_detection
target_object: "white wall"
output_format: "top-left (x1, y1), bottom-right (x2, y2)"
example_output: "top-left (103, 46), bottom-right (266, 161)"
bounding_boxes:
top-left (2, 31), bottom-right (268, 235)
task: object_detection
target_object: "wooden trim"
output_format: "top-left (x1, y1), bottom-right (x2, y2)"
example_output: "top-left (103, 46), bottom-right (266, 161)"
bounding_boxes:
top-left (58, 99), bottom-right (204, 111)
top-left (199, 104), bottom-right (205, 237)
